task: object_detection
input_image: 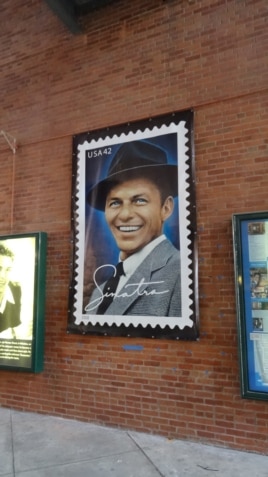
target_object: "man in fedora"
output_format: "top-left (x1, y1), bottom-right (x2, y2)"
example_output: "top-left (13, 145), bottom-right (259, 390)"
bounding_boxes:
top-left (85, 139), bottom-right (181, 317)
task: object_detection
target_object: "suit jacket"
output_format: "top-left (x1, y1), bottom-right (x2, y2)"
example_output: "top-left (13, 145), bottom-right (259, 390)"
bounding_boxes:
top-left (0, 282), bottom-right (22, 333)
top-left (88, 239), bottom-right (181, 317)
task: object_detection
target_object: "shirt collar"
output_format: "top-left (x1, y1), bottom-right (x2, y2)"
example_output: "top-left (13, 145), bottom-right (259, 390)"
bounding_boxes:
top-left (120, 235), bottom-right (166, 277)
top-left (0, 285), bottom-right (15, 313)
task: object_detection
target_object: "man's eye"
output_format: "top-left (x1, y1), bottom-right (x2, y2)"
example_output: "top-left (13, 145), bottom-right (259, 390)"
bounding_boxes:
top-left (109, 200), bottom-right (121, 208)
top-left (134, 198), bottom-right (147, 204)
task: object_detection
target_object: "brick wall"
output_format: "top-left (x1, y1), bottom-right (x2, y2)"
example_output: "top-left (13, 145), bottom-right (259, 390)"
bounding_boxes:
top-left (1, 0), bottom-right (268, 454)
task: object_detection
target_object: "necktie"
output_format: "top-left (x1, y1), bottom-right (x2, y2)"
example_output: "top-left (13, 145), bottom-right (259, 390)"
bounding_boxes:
top-left (97, 262), bottom-right (125, 314)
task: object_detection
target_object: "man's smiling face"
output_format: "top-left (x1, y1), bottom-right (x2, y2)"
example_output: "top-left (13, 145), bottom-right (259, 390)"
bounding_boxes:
top-left (105, 177), bottom-right (174, 260)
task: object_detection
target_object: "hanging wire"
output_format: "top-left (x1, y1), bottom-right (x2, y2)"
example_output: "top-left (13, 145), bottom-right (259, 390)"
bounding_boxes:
top-left (0, 130), bottom-right (17, 154)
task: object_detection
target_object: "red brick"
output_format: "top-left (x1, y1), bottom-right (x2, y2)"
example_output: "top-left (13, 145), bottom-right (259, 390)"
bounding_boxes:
top-left (0, 0), bottom-right (268, 456)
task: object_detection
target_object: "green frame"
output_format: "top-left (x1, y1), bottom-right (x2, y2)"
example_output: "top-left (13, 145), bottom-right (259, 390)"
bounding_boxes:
top-left (0, 232), bottom-right (47, 373)
top-left (233, 211), bottom-right (268, 400)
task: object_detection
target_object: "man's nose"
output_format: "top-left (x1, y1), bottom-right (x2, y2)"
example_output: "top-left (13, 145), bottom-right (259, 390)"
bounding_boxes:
top-left (0, 270), bottom-right (7, 279)
top-left (117, 203), bottom-right (133, 220)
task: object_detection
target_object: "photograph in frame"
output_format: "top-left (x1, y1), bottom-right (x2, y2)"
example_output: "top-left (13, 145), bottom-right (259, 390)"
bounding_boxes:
top-left (0, 232), bottom-right (47, 372)
top-left (68, 111), bottom-right (199, 339)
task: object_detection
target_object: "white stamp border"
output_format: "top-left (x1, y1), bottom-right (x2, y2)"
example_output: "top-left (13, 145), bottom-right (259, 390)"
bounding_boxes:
top-left (71, 118), bottom-right (196, 332)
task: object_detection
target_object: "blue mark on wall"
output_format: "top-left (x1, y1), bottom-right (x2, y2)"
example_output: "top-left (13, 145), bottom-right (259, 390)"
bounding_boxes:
top-left (122, 345), bottom-right (144, 351)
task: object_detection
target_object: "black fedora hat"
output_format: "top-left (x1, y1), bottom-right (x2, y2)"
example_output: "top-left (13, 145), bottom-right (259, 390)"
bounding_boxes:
top-left (87, 140), bottom-right (178, 210)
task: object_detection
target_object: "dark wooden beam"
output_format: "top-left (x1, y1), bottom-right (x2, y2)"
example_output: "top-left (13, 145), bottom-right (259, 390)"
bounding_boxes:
top-left (44, 0), bottom-right (82, 34)
top-left (76, 0), bottom-right (118, 15)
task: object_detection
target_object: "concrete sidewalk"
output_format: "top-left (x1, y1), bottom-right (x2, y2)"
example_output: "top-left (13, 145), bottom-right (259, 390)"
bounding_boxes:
top-left (0, 407), bottom-right (267, 477)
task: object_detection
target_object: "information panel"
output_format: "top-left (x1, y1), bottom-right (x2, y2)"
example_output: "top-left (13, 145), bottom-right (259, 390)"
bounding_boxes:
top-left (0, 232), bottom-right (47, 372)
top-left (233, 212), bottom-right (268, 400)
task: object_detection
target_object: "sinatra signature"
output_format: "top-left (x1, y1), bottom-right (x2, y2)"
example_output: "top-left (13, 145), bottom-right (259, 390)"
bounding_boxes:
top-left (84, 264), bottom-right (169, 312)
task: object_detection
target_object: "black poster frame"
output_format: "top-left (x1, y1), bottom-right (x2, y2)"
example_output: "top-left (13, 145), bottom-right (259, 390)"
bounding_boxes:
top-left (68, 110), bottom-right (199, 340)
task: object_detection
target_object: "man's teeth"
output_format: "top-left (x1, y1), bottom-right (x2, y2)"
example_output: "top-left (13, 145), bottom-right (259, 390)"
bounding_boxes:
top-left (118, 226), bottom-right (140, 232)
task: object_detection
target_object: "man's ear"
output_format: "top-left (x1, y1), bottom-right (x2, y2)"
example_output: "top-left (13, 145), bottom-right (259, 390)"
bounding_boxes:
top-left (161, 196), bottom-right (174, 222)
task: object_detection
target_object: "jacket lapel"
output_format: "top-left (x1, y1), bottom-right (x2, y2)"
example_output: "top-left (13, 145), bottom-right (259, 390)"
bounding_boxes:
top-left (107, 239), bottom-right (174, 315)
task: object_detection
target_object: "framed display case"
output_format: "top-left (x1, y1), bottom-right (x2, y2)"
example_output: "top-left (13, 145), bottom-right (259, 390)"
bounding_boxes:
top-left (233, 211), bottom-right (268, 400)
top-left (0, 232), bottom-right (47, 372)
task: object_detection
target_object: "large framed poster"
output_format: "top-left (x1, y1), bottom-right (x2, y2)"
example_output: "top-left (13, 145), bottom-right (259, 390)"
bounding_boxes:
top-left (233, 211), bottom-right (268, 400)
top-left (0, 232), bottom-right (47, 372)
top-left (68, 110), bottom-right (199, 339)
